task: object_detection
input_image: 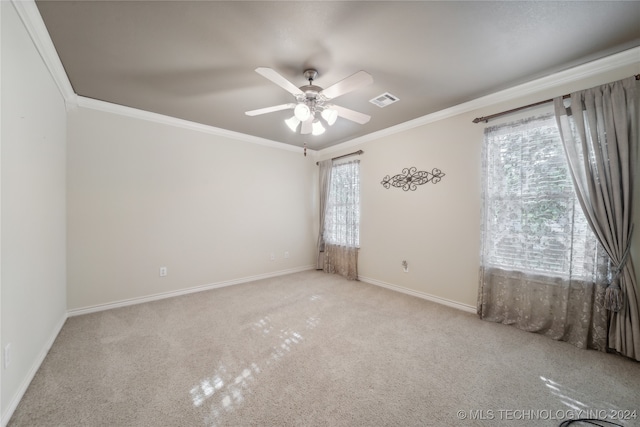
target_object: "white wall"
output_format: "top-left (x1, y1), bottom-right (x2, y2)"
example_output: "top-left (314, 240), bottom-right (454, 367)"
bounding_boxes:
top-left (319, 60), bottom-right (640, 309)
top-left (66, 107), bottom-right (317, 311)
top-left (1, 1), bottom-right (67, 420)
top-left (348, 116), bottom-right (481, 308)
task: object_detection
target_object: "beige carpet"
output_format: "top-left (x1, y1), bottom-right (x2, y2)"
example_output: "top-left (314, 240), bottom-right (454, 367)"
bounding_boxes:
top-left (8, 271), bottom-right (640, 426)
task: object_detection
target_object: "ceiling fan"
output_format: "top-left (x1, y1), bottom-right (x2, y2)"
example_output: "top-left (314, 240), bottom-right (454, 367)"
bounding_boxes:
top-left (245, 67), bottom-right (373, 136)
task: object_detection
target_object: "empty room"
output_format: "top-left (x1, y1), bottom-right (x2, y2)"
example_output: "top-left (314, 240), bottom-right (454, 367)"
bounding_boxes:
top-left (2, 1), bottom-right (640, 426)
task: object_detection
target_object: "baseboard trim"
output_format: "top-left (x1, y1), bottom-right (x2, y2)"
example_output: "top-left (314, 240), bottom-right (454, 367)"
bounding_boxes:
top-left (358, 276), bottom-right (476, 314)
top-left (67, 265), bottom-right (316, 317)
top-left (1, 312), bottom-right (68, 427)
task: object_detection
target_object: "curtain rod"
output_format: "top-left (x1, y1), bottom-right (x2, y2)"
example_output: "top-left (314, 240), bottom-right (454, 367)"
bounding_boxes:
top-left (316, 150), bottom-right (364, 165)
top-left (472, 74), bottom-right (640, 124)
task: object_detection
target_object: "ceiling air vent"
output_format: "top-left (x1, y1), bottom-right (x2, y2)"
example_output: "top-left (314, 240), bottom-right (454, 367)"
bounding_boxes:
top-left (370, 92), bottom-right (399, 108)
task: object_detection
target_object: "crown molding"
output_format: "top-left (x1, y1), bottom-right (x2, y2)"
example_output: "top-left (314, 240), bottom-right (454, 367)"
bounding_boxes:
top-left (12, 0), bottom-right (308, 154)
top-left (14, 0), bottom-right (638, 156)
top-left (320, 46), bottom-right (640, 156)
top-left (11, 0), bottom-right (77, 108)
top-left (77, 97), bottom-right (308, 153)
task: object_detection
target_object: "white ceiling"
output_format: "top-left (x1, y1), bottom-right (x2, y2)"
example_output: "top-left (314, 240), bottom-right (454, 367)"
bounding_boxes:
top-left (36, 1), bottom-right (640, 150)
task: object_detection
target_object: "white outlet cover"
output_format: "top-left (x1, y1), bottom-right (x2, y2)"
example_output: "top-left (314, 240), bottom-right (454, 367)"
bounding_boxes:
top-left (4, 343), bottom-right (11, 369)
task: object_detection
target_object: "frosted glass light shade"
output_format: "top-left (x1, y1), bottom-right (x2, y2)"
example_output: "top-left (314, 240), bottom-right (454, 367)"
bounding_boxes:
top-left (285, 116), bottom-right (300, 132)
top-left (312, 119), bottom-right (325, 136)
top-left (294, 103), bottom-right (311, 121)
top-left (321, 108), bottom-right (338, 126)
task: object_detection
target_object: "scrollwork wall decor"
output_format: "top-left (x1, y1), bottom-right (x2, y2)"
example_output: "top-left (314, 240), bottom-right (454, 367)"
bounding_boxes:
top-left (381, 167), bottom-right (445, 191)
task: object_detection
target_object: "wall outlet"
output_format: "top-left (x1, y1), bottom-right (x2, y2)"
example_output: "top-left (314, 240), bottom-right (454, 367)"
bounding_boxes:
top-left (284, 251), bottom-right (289, 259)
top-left (270, 252), bottom-right (276, 261)
top-left (4, 343), bottom-right (11, 369)
top-left (159, 267), bottom-right (167, 277)
top-left (402, 260), bottom-right (409, 273)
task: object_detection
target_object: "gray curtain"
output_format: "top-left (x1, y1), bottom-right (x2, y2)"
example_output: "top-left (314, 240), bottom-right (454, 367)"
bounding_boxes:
top-left (554, 76), bottom-right (640, 361)
top-left (316, 159), bottom-right (333, 269)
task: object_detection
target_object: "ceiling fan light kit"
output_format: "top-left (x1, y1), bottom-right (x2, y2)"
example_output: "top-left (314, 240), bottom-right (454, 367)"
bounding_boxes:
top-left (285, 116), bottom-right (301, 132)
top-left (246, 67), bottom-right (373, 136)
top-left (321, 108), bottom-right (338, 126)
top-left (293, 103), bottom-right (311, 122)
top-left (311, 119), bottom-right (325, 136)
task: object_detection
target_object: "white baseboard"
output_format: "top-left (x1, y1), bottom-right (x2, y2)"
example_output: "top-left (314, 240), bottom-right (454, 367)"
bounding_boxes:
top-left (67, 265), bottom-right (316, 317)
top-left (1, 312), bottom-right (68, 427)
top-left (358, 276), bottom-right (477, 314)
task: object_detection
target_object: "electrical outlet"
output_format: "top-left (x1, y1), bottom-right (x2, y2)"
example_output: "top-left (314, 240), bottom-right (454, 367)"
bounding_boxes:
top-left (4, 343), bottom-right (11, 369)
top-left (402, 260), bottom-right (409, 273)
top-left (159, 267), bottom-right (167, 277)
top-left (284, 251), bottom-right (290, 259)
top-left (270, 252), bottom-right (276, 261)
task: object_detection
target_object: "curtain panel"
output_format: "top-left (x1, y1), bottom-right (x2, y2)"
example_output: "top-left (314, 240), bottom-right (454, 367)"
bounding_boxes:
top-left (478, 113), bottom-right (610, 351)
top-left (316, 159), bottom-right (333, 269)
top-left (554, 76), bottom-right (640, 361)
top-left (322, 160), bottom-right (360, 280)
top-left (478, 267), bottom-right (608, 350)
top-left (323, 244), bottom-right (359, 280)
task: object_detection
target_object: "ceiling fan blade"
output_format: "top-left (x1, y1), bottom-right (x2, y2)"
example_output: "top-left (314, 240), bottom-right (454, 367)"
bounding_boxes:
top-left (255, 67), bottom-right (304, 97)
top-left (330, 104), bottom-right (371, 124)
top-left (321, 71), bottom-right (373, 100)
top-left (300, 118), bottom-right (313, 134)
top-left (245, 103), bottom-right (295, 116)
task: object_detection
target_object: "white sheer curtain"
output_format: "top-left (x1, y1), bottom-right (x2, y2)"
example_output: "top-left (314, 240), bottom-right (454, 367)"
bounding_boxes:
top-left (554, 76), bottom-right (640, 361)
top-left (316, 159), bottom-right (333, 269)
top-left (478, 113), bottom-right (610, 351)
top-left (323, 160), bottom-right (360, 280)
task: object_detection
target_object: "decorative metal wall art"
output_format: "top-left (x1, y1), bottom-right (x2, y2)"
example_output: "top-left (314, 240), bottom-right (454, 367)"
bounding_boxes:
top-left (381, 167), bottom-right (445, 191)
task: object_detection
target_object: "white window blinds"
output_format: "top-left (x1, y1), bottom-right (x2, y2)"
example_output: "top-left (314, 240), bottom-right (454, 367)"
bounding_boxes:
top-left (482, 113), bottom-right (599, 279)
top-left (324, 160), bottom-right (360, 248)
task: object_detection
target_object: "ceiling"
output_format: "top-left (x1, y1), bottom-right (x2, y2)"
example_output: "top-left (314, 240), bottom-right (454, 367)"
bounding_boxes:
top-left (36, 1), bottom-right (640, 150)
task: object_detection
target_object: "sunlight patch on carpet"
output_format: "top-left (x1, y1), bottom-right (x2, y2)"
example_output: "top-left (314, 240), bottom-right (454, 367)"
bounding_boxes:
top-left (540, 376), bottom-right (637, 425)
top-left (190, 305), bottom-right (322, 426)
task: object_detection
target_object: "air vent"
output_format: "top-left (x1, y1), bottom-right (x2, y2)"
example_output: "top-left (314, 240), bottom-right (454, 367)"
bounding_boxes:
top-left (370, 92), bottom-right (399, 108)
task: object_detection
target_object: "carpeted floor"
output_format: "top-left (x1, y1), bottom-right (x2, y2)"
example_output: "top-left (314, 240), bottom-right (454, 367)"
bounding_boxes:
top-left (8, 271), bottom-right (640, 426)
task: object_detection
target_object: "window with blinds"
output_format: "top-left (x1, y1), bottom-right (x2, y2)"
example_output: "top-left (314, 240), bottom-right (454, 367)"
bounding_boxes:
top-left (324, 160), bottom-right (360, 248)
top-left (482, 113), bottom-right (598, 279)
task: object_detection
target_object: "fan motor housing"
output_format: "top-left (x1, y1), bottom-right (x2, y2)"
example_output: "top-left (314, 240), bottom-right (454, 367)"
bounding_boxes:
top-left (300, 69), bottom-right (322, 100)
top-left (299, 85), bottom-right (323, 100)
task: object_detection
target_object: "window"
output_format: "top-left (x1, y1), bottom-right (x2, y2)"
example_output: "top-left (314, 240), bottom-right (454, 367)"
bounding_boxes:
top-left (324, 160), bottom-right (360, 247)
top-left (482, 113), bottom-right (599, 279)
